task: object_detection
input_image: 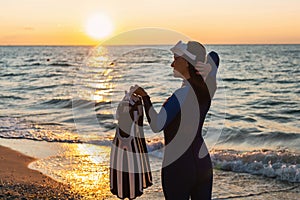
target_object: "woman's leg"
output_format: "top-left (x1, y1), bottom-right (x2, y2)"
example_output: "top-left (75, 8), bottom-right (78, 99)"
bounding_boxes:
top-left (190, 168), bottom-right (213, 200)
top-left (161, 168), bottom-right (191, 200)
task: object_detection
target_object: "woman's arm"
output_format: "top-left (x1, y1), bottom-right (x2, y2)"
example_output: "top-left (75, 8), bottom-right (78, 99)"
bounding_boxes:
top-left (142, 94), bottom-right (180, 132)
top-left (131, 86), bottom-right (181, 133)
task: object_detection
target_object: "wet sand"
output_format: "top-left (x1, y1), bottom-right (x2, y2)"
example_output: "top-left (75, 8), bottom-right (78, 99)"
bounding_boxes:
top-left (0, 141), bottom-right (299, 200)
top-left (0, 145), bottom-right (81, 199)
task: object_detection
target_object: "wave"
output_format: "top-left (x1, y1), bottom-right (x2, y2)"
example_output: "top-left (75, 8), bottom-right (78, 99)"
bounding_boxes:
top-left (0, 136), bottom-right (81, 144)
top-left (13, 62), bottom-right (43, 67)
top-left (96, 113), bottom-right (114, 120)
top-left (16, 62), bottom-right (74, 67)
top-left (26, 84), bottom-right (62, 90)
top-left (222, 78), bottom-right (258, 82)
top-left (0, 72), bottom-right (28, 77)
top-left (42, 99), bottom-right (76, 108)
top-left (0, 117), bottom-right (81, 143)
top-left (24, 58), bottom-right (38, 62)
top-left (44, 73), bottom-right (64, 78)
top-left (280, 109), bottom-right (300, 115)
top-left (142, 140), bottom-right (300, 183)
top-left (41, 98), bottom-right (111, 109)
top-left (225, 113), bottom-right (257, 122)
top-left (30, 73), bottom-right (65, 79)
top-left (0, 95), bottom-right (27, 100)
top-left (49, 63), bottom-right (73, 67)
top-left (219, 127), bottom-right (300, 143)
top-left (1, 117), bottom-right (299, 183)
top-left (276, 80), bottom-right (298, 84)
top-left (20, 83), bottom-right (74, 91)
top-left (271, 90), bottom-right (296, 94)
top-left (115, 59), bottom-right (165, 65)
top-left (211, 149), bottom-right (300, 183)
top-left (285, 49), bottom-right (300, 54)
top-left (30, 62), bottom-right (42, 66)
top-left (257, 99), bottom-right (297, 106)
top-left (257, 113), bottom-right (293, 123)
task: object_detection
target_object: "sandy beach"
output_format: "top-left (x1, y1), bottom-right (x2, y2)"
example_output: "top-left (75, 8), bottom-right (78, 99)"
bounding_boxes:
top-left (0, 145), bottom-right (81, 199)
top-left (1, 140), bottom-right (299, 200)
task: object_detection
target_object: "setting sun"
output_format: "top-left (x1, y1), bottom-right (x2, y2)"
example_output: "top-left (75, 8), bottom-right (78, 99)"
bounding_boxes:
top-left (85, 13), bottom-right (114, 40)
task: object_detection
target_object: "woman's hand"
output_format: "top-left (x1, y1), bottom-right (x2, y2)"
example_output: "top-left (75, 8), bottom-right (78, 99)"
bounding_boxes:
top-left (195, 61), bottom-right (212, 81)
top-left (130, 85), bottom-right (148, 97)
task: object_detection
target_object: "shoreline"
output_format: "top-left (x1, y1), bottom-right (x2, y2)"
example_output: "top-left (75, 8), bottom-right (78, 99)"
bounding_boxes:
top-left (1, 139), bottom-right (299, 199)
top-left (0, 145), bottom-right (81, 199)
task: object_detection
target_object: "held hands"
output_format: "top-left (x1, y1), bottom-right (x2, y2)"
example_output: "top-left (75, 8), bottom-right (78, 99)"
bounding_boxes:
top-left (129, 85), bottom-right (148, 97)
top-left (195, 61), bottom-right (212, 81)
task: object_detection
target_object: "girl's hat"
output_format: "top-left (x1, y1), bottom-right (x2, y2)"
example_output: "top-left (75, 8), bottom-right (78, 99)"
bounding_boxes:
top-left (170, 40), bottom-right (206, 66)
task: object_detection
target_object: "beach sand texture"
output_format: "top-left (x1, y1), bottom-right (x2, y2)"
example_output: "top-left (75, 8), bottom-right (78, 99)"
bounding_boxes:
top-left (1, 143), bottom-right (299, 200)
top-left (0, 145), bottom-right (81, 199)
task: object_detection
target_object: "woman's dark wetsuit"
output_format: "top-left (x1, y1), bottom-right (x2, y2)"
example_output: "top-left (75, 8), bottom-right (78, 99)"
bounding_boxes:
top-left (141, 77), bottom-right (213, 200)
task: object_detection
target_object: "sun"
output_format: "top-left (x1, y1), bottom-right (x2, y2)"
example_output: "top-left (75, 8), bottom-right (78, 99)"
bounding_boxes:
top-left (85, 13), bottom-right (114, 40)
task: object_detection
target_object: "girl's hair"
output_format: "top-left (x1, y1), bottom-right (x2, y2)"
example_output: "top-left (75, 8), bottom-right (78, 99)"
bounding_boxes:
top-left (188, 63), bottom-right (211, 103)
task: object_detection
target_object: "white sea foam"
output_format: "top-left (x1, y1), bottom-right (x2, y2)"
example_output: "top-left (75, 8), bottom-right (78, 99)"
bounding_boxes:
top-left (212, 149), bottom-right (300, 183)
top-left (0, 117), bottom-right (80, 143)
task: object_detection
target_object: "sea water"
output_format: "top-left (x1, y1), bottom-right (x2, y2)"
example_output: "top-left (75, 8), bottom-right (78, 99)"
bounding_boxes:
top-left (0, 45), bottom-right (299, 198)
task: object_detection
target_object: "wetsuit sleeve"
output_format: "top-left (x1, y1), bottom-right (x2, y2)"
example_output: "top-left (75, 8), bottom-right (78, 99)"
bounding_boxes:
top-left (205, 64), bottom-right (218, 99)
top-left (142, 94), bottom-right (180, 133)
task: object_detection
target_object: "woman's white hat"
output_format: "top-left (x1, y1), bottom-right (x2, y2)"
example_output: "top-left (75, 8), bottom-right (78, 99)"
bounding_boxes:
top-left (170, 40), bottom-right (206, 66)
top-left (171, 40), bottom-right (211, 80)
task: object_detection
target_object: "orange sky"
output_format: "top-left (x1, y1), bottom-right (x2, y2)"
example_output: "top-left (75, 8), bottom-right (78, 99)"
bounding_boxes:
top-left (0, 0), bottom-right (299, 45)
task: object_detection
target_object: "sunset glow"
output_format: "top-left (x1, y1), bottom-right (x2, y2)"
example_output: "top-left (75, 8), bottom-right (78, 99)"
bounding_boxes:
top-left (0, 0), bottom-right (299, 45)
top-left (85, 14), bottom-right (114, 40)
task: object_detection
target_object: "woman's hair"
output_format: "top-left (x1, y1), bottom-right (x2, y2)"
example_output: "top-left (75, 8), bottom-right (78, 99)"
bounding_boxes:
top-left (188, 63), bottom-right (211, 102)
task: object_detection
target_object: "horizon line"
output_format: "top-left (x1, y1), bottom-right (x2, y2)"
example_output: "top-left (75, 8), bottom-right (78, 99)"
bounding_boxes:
top-left (0, 43), bottom-right (299, 47)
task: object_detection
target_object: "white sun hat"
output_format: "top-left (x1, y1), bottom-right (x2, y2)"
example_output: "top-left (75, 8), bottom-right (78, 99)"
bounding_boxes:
top-left (171, 40), bottom-right (211, 80)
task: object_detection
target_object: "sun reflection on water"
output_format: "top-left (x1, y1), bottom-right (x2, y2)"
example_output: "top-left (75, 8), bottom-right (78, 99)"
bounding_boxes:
top-left (76, 45), bottom-right (118, 105)
top-left (59, 144), bottom-right (113, 199)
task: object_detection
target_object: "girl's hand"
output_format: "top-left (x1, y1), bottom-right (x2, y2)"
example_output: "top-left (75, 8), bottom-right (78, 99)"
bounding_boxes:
top-left (130, 85), bottom-right (148, 97)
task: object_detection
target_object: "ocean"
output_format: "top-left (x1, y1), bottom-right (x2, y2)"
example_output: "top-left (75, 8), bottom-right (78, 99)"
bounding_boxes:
top-left (0, 45), bottom-right (299, 199)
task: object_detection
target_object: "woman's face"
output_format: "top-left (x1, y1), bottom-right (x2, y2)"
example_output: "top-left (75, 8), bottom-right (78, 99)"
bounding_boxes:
top-left (171, 55), bottom-right (189, 78)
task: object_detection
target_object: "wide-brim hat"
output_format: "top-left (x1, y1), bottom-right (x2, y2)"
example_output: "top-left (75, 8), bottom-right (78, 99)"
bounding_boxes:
top-left (170, 40), bottom-right (206, 66)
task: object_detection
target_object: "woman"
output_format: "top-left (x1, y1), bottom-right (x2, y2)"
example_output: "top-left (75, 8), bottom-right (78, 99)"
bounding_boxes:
top-left (132, 41), bottom-right (213, 200)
